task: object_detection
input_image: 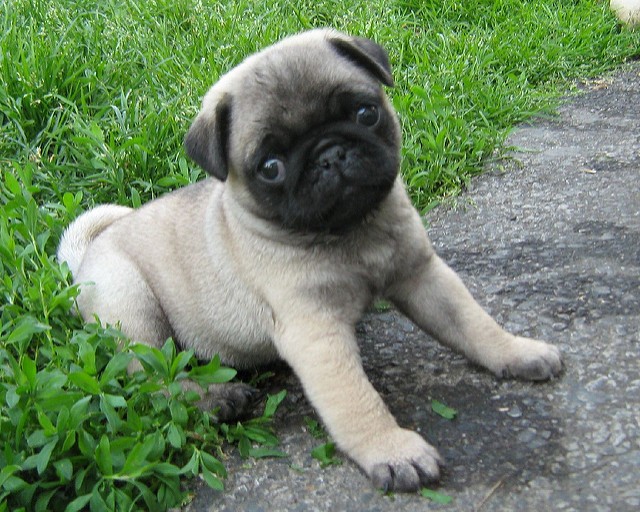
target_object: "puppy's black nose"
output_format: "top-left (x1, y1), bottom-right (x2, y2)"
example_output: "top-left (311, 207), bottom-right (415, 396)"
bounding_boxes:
top-left (316, 144), bottom-right (347, 171)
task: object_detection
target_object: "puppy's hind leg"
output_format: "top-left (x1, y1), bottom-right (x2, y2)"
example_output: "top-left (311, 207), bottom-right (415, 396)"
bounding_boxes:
top-left (75, 251), bottom-right (257, 421)
top-left (387, 253), bottom-right (562, 381)
top-left (74, 249), bottom-right (174, 356)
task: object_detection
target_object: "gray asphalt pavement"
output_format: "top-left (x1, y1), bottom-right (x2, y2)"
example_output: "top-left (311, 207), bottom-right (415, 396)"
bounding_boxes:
top-left (186, 62), bottom-right (640, 511)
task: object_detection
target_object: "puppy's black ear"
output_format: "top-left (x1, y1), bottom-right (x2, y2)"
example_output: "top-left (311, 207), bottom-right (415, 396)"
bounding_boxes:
top-left (329, 35), bottom-right (394, 87)
top-left (184, 93), bottom-right (232, 181)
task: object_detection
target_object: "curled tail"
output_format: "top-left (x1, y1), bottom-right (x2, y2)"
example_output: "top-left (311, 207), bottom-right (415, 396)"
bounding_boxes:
top-left (57, 205), bottom-right (133, 276)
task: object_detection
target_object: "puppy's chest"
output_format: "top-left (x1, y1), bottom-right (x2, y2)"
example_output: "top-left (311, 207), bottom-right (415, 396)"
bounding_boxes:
top-left (334, 232), bottom-right (402, 292)
top-left (357, 242), bottom-right (396, 282)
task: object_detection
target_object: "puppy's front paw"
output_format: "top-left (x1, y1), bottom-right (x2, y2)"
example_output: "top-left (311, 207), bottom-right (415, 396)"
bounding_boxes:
top-left (499, 336), bottom-right (563, 381)
top-left (361, 428), bottom-right (442, 492)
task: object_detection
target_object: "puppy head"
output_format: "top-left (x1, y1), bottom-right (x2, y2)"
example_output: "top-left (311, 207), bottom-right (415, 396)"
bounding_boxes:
top-left (185, 29), bottom-right (401, 233)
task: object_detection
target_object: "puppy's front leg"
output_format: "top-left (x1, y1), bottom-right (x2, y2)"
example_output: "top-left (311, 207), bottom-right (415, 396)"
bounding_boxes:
top-left (389, 253), bottom-right (562, 380)
top-left (274, 317), bottom-right (441, 492)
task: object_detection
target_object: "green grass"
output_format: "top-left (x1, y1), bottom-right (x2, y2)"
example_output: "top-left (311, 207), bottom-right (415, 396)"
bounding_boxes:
top-left (2, 0), bottom-right (639, 207)
top-left (1, 0), bottom-right (639, 510)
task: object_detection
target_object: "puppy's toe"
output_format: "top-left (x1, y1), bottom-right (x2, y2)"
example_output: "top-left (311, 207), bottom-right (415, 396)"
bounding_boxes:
top-left (500, 337), bottom-right (563, 381)
top-left (198, 382), bottom-right (260, 422)
top-left (371, 459), bottom-right (440, 493)
top-left (363, 428), bottom-right (442, 493)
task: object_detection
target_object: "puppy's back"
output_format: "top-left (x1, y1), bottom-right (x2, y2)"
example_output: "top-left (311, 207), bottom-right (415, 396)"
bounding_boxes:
top-left (57, 205), bottom-right (133, 276)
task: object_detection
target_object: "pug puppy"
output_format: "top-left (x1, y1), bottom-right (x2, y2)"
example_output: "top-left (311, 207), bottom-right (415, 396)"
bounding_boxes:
top-left (57, 29), bottom-right (562, 492)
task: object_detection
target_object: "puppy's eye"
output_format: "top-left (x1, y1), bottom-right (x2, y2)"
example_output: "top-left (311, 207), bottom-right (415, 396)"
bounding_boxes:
top-left (355, 105), bottom-right (380, 127)
top-left (257, 158), bottom-right (286, 183)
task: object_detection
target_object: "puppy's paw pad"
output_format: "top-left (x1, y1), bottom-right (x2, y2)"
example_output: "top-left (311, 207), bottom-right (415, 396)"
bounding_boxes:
top-left (364, 429), bottom-right (442, 493)
top-left (501, 337), bottom-right (563, 381)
